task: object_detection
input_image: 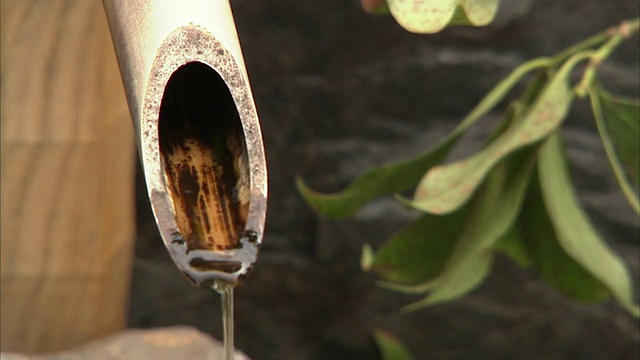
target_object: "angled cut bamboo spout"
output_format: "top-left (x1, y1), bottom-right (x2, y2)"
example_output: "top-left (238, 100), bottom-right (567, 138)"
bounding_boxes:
top-left (102, 0), bottom-right (267, 286)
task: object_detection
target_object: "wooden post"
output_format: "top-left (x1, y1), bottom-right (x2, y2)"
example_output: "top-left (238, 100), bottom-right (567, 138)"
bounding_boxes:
top-left (0, 0), bottom-right (135, 353)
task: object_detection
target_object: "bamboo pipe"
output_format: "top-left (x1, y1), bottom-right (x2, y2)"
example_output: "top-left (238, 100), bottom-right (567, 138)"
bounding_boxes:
top-left (102, 0), bottom-right (267, 286)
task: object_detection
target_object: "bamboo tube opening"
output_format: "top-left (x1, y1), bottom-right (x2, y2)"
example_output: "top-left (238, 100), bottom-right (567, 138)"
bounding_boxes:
top-left (159, 62), bottom-right (250, 254)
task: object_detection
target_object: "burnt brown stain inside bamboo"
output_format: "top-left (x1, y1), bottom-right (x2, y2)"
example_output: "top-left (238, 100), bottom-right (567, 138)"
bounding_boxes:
top-left (159, 62), bottom-right (250, 252)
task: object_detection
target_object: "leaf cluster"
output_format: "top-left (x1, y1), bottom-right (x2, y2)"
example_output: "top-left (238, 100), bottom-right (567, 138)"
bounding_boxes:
top-left (297, 18), bottom-right (640, 318)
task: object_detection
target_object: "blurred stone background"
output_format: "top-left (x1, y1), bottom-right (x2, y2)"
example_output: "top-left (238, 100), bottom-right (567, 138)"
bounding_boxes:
top-left (128, 1), bottom-right (640, 359)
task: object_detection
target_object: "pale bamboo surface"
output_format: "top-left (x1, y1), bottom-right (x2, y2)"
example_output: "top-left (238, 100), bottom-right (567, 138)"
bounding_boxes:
top-left (1, 0), bottom-right (135, 353)
top-left (102, 0), bottom-right (267, 285)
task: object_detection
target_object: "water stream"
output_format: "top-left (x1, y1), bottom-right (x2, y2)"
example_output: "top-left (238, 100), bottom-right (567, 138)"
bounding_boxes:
top-left (212, 280), bottom-right (235, 360)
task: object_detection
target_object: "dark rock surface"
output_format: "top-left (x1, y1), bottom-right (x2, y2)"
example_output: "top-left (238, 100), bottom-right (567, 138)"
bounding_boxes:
top-left (128, 1), bottom-right (640, 360)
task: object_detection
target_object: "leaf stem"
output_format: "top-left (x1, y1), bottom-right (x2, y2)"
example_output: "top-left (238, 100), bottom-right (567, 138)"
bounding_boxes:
top-left (551, 18), bottom-right (639, 68)
top-left (550, 33), bottom-right (609, 67)
top-left (574, 18), bottom-right (640, 97)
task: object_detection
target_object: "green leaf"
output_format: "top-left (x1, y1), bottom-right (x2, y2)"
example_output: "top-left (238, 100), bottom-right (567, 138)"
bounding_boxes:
top-left (519, 172), bottom-right (610, 302)
top-left (361, 243), bottom-right (376, 271)
top-left (373, 329), bottom-right (414, 360)
top-left (387, 0), bottom-right (499, 34)
top-left (296, 147), bottom-right (453, 218)
top-left (538, 132), bottom-right (640, 316)
top-left (395, 148), bottom-right (535, 310)
top-left (373, 329), bottom-right (416, 360)
top-left (492, 226), bottom-right (532, 268)
top-left (366, 210), bottom-right (466, 284)
top-left (297, 58), bottom-right (551, 218)
top-left (360, 0), bottom-right (390, 14)
top-left (452, 0), bottom-right (501, 26)
top-left (589, 84), bottom-right (640, 213)
top-left (409, 52), bottom-right (589, 215)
